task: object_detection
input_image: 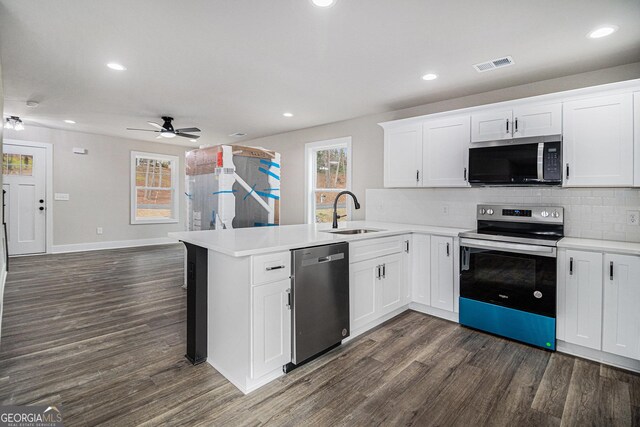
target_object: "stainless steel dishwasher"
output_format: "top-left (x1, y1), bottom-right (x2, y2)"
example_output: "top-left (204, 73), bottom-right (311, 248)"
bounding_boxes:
top-left (288, 242), bottom-right (350, 370)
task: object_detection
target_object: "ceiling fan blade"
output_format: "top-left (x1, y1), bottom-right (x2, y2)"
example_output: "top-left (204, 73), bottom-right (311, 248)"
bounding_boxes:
top-left (177, 133), bottom-right (200, 139)
top-left (175, 127), bottom-right (201, 133)
top-left (147, 121), bottom-right (164, 130)
top-left (127, 128), bottom-right (161, 132)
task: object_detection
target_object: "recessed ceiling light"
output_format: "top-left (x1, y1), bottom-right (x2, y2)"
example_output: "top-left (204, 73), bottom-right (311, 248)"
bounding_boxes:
top-left (588, 25), bottom-right (618, 39)
top-left (283, 112), bottom-right (294, 117)
top-left (64, 120), bottom-right (76, 124)
top-left (311, 0), bottom-right (335, 7)
top-left (422, 73), bottom-right (438, 81)
top-left (106, 62), bottom-right (126, 71)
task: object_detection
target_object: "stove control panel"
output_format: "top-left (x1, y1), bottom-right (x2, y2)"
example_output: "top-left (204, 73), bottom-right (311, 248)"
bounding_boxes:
top-left (477, 205), bottom-right (564, 224)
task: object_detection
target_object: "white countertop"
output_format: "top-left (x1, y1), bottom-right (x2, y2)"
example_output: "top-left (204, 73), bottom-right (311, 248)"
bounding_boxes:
top-left (168, 221), bottom-right (467, 257)
top-left (557, 237), bottom-right (640, 256)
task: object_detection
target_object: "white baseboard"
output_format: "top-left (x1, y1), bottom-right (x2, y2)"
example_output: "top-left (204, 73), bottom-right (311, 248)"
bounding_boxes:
top-left (0, 265), bottom-right (7, 342)
top-left (557, 340), bottom-right (640, 374)
top-left (409, 302), bottom-right (459, 323)
top-left (51, 237), bottom-right (177, 254)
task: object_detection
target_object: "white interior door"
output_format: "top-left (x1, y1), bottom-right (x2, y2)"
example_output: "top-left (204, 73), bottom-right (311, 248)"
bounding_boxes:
top-left (3, 144), bottom-right (47, 255)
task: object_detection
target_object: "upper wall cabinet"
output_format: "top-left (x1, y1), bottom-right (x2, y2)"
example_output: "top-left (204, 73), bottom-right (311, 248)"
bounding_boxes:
top-left (563, 93), bottom-right (634, 187)
top-left (634, 92), bottom-right (640, 187)
top-left (470, 103), bottom-right (561, 143)
top-left (384, 123), bottom-right (423, 187)
top-left (422, 115), bottom-right (470, 187)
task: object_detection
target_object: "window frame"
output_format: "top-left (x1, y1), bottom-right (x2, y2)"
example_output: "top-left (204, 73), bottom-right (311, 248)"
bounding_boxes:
top-left (130, 151), bottom-right (180, 225)
top-left (304, 137), bottom-right (352, 225)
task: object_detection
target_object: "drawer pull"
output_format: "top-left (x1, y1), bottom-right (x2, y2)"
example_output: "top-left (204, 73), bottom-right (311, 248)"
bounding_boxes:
top-left (266, 265), bottom-right (285, 271)
top-left (569, 257), bottom-right (573, 275)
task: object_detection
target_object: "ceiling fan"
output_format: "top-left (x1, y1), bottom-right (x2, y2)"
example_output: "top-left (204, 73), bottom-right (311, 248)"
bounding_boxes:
top-left (127, 116), bottom-right (201, 140)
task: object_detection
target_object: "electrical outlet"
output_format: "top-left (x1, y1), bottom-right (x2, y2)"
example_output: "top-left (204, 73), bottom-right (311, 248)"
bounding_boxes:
top-left (627, 211), bottom-right (640, 226)
top-left (442, 205), bottom-right (449, 215)
top-left (96, 227), bottom-right (103, 235)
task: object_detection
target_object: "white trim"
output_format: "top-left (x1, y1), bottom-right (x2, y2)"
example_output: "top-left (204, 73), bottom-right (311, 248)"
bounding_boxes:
top-left (51, 237), bottom-right (176, 254)
top-left (130, 151), bottom-right (179, 225)
top-left (0, 266), bottom-right (6, 341)
top-left (379, 78), bottom-right (640, 130)
top-left (557, 340), bottom-right (640, 374)
top-left (304, 136), bottom-right (353, 224)
top-left (3, 139), bottom-right (54, 254)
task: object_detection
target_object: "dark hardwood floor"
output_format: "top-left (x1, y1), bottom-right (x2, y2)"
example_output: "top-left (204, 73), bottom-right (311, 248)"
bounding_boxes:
top-left (1, 244), bottom-right (638, 426)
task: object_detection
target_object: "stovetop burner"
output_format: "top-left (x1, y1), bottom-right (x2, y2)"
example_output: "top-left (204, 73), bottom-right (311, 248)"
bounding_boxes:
top-left (459, 204), bottom-right (564, 247)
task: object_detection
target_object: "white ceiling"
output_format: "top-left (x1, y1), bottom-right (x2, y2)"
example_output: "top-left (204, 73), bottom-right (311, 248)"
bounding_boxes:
top-left (1, 0), bottom-right (639, 147)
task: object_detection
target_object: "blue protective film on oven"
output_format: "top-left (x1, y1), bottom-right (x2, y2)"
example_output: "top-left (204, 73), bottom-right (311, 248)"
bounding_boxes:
top-left (459, 297), bottom-right (556, 350)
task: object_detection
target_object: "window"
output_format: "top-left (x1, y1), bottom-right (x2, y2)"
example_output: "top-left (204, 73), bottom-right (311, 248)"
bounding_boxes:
top-left (131, 151), bottom-right (179, 224)
top-left (305, 137), bottom-right (352, 224)
top-left (2, 153), bottom-right (33, 176)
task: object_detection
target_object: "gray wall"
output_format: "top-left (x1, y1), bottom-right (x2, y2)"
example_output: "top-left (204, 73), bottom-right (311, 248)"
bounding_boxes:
top-left (241, 62), bottom-right (640, 225)
top-left (3, 126), bottom-right (189, 246)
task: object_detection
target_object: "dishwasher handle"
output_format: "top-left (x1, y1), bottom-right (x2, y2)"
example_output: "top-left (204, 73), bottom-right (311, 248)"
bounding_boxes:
top-left (301, 252), bottom-right (345, 267)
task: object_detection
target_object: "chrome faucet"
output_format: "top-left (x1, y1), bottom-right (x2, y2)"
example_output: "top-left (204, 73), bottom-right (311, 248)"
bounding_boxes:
top-left (332, 191), bottom-right (360, 228)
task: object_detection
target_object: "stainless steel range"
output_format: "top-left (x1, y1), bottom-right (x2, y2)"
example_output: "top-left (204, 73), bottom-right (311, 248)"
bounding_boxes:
top-left (459, 204), bottom-right (564, 350)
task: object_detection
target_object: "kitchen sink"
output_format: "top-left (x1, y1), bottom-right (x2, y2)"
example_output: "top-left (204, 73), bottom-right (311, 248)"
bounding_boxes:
top-left (324, 228), bottom-right (382, 235)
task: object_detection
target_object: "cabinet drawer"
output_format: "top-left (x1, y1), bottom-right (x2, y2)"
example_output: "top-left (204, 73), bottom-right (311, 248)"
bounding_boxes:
top-left (350, 235), bottom-right (407, 264)
top-left (252, 251), bottom-right (291, 285)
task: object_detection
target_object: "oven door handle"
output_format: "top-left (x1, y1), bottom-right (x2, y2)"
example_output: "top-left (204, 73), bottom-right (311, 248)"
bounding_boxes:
top-left (460, 238), bottom-right (557, 258)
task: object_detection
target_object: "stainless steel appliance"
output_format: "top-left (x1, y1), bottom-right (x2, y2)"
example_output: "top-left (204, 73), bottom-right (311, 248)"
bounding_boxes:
top-left (468, 136), bottom-right (562, 186)
top-left (459, 205), bottom-right (564, 350)
top-left (288, 242), bottom-right (350, 369)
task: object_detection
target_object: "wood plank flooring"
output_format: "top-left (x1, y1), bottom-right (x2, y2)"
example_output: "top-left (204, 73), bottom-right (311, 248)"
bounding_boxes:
top-left (1, 244), bottom-right (639, 426)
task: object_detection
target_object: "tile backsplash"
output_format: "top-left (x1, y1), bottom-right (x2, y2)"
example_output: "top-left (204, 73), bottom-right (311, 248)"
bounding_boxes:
top-left (365, 187), bottom-right (640, 243)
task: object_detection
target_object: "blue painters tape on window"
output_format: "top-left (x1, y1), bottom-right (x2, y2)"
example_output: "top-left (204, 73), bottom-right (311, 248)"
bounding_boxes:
top-left (243, 184), bottom-right (257, 201)
top-left (260, 159), bottom-right (280, 169)
top-left (262, 188), bottom-right (280, 192)
top-left (259, 167), bottom-right (280, 180)
top-left (255, 190), bottom-right (280, 200)
top-left (212, 190), bottom-right (237, 195)
top-left (254, 222), bottom-right (279, 227)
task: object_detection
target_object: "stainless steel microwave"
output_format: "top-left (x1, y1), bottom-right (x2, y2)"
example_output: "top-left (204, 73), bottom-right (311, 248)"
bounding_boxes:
top-left (468, 136), bottom-right (562, 186)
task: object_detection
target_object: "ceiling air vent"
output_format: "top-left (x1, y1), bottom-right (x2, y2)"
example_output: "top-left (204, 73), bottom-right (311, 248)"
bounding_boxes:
top-left (473, 56), bottom-right (515, 73)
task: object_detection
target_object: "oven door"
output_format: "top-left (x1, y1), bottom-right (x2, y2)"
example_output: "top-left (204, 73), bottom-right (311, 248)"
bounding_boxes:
top-left (459, 238), bottom-right (556, 317)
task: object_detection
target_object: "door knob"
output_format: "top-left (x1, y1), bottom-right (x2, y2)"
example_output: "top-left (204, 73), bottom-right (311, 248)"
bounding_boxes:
top-left (39, 207), bottom-right (45, 211)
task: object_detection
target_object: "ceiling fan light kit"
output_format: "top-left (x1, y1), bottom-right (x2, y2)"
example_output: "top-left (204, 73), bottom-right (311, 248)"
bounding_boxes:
top-left (127, 116), bottom-right (201, 141)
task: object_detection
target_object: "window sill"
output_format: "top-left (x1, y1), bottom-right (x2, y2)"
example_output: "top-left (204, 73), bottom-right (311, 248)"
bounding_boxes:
top-left (131, 218), bottom-right (179, 225)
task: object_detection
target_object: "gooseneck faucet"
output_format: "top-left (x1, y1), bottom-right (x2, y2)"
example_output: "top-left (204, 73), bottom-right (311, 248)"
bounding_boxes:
top-left (332, 191), bottom-right (361, 229)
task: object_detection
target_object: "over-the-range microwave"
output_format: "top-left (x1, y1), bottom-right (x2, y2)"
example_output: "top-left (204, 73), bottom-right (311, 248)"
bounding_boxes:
top-left (468, 136), bottom-right (562, 186)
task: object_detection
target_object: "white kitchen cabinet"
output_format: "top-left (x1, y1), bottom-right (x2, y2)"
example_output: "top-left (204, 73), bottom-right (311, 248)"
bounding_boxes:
top-left (471, 103), bottom-right (561, 143)
top-left (384, 123), bottom-right (423, 187)
top-left (411, 234), bottom-right (431, 306)
top-left (634, 92), bottom-right (640, 187)
top-left (512, 103), bottom-right (562, 138)
top-left (251, 279), bottom-right (291, 379)
top-left (561, 250), bottom-right (603, 350)
top-left (602, 253), bottom-right (640, 360)
top-left (350, 252), bottom-right (407, 331)
top-left (422, 115), bottom-right (470, 186)
top-left (471, 109), bottom-right (512, 143)
top-left (563, 93), bottom-right (634, 187)
top-left (350, 257), bottom-right (381, 331)
top-left (430, 235), bottom-right (454, 312)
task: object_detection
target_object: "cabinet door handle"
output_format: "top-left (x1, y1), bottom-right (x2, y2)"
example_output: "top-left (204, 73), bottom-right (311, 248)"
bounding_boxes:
top-left (376, 265), bottom-right (381, 279)
top-left (446, 242), bottom-right (450, 257)
top-left (266, 265), bottom-right (285, 271)
top-left (566, 163), bottom-right (570, 179)
top-left (506, 119), bottom-right (509, 134)
top-left (463, 167), bottom-right (467, 180)
top-left (610, 261), bottom-right (614, 281)
top-left (416, 170), bottom-right (420, 183)
top-left (382, 263), bottom-right (386, 279)
top-left (286, 288), bottom-right (292, 309)
top-left (569, 257), bottom-right (573, 275)
top-left (405, 240), bottom-right (410, 253)
top-left (514, 118), bottom-right (518, 133)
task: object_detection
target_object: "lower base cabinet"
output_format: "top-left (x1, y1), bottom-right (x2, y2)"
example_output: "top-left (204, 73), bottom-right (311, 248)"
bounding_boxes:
top-left (559, 249), bottom-right (640, 361)
top-left (251, 279), bottom-right (291, 379)
top-left (350, 251), bottom-right (407, 332)
top-left (430, 236), bottom-right (455, 312)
